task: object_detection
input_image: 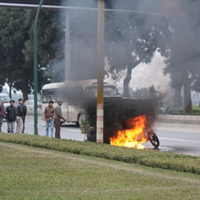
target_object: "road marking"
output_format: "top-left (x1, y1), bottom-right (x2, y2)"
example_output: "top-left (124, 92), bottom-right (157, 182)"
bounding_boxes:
top-left (160, 137), bottom-right (200, 144)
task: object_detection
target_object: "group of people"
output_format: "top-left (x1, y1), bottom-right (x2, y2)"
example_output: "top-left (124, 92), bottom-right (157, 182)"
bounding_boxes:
top-left (0, 98), bottom-right (66, 139)
top-left (44, 100), bottom-right (66, 139)
top-left (0, 99), bottom-right (27, 133)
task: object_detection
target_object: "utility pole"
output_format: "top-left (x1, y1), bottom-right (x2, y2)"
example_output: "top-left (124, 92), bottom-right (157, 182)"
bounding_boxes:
top-left (33, 0), bottom-right (44, 135)
top-left (96, 0), bottom-right (105, 143)
top-left (65, 11), bottom-right (71, 81)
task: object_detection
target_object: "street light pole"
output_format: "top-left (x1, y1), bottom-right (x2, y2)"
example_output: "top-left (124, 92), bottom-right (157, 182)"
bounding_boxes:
top-left (33, 0), bottom-right (44, 135)
top-left (65, 11), bottom-right (71, 81)
top-left (96, 0), bottom-right (105, 143)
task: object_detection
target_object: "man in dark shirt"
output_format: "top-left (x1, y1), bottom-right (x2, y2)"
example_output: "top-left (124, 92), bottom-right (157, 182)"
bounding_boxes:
top-left (21, 100), bottom-right (27, 133)
top-left (6, 100), bottom-right (17, 133)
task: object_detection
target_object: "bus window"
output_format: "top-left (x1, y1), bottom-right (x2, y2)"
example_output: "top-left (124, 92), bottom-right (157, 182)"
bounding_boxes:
top-left (66, 87), bottom-right (84, 105)
top-left (56, 88), bottom-right (67, 102)
top-left (42, 88), bottom-right (69, 104)
top-left (41, 90), bottom-right (47, 103)
top-left (42, 89), bottom-right (57, 103)
top-left (85, 86), bottom-right (97, 98)
top-left (85, 85), bottom-right (117, 97)
top-left (104, 85), bottom-right (118, 96)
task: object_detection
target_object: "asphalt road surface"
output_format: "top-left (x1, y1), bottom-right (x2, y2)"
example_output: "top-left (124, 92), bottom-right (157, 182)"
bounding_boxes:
top-left (1, 116), bottom-right (200, 156)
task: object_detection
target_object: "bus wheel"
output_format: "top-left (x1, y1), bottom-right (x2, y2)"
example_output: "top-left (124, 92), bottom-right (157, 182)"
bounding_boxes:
top-left (77, 114), bottom-right (85, 128)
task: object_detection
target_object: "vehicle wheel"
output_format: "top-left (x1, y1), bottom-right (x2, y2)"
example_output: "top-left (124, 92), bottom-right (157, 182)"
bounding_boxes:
top-left (148, 130), bottom-right (160, 148)
top-left (77, 114), bottom-right (85, 128)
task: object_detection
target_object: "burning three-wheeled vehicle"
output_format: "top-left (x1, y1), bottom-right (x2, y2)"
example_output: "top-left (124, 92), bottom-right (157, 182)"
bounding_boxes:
top-left (84, 97), bottom-right (160, 149)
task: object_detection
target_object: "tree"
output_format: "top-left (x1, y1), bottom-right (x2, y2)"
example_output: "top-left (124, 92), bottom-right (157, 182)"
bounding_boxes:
top-left (105, 12), bottom-right (170, 96)
top-left (192, 76), bottom-right (200, 93)
top-left (0, 41), bottom-right (6, 93)
top-left (0, 8), bottom-right (27, 98)
top-left (163, 0), bottom-right (200, 113)
top-left (0, 8), bottom-right (64, 100)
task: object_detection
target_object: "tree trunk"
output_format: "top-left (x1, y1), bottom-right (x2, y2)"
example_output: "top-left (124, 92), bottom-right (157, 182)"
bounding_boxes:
top-left (183, 79), bottom-right (192, 114)
top-left (9, 84), bottom-right (12, 99)
top-left (173, 87), bottom-right (182, 109)
top-left (123, 67), bottom-right (132, 97)
top-left (123, 59), bottom-right (142, 97)
top-left (21, 85), bottom-right (29, 101)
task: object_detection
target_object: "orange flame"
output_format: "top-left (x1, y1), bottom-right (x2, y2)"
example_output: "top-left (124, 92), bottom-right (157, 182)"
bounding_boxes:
top-left (110, 115), bottom-right (148, 150)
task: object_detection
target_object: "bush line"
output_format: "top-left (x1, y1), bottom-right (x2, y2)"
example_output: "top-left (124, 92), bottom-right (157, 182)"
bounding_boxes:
top-left (0, 132), bottom-right (200, 174)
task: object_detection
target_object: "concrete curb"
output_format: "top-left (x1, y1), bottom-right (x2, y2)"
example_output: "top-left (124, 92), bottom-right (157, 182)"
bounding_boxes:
top-left (27, 113), bottom-right (200, 125)
top-left (156, 114), bottom-right (200, 125)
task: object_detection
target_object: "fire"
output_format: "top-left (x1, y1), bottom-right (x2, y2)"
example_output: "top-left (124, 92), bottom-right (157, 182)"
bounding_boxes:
top-left (110, 115), bottom-right (148, 150)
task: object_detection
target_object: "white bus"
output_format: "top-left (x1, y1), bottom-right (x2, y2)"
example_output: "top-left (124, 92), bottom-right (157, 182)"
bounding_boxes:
top-left (41, 79), bottom-right (118, 126)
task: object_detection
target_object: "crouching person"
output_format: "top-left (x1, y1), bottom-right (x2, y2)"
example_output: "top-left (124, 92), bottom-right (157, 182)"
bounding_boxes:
top-left (6, 100), bottom-right (17, 133)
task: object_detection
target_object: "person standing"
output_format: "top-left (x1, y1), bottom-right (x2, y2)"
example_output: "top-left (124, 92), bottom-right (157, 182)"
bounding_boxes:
top-left (44, 100), bottom-right (54, 137)
top-left (54, 100), bottom-right (66, 139)
top-left (16, 99), bottom-right (26, 133)
top-left (6, 100), bottom-right (17, 133)
top-left (0, 99), bottom-right (6, 132)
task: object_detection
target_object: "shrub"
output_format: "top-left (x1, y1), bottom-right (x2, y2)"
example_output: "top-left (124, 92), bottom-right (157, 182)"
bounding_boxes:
top-left (0, 132), bottom-right (200, 174)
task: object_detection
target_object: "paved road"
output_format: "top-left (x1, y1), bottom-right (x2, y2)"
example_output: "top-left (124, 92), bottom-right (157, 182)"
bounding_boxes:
top-left (1, 116), bottom-right (200, 156)
top-left (1, 116), bottom-right (85, 141)
top-left (152, 123), bottom-right (200, 156)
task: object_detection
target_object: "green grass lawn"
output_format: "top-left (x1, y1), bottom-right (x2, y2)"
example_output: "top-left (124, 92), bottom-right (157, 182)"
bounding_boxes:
top-left (0, 142), bottom-right (200, 200)
top-left (192, 106), bottom-right (200, 114)
top-left (171, 106), bottom-right (200, 115)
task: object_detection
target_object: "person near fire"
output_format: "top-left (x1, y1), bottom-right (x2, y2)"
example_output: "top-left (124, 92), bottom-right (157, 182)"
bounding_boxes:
top-left (44, 100), bottom-right (55, 137)
top-left (54, 100), bottom-right (66, 139)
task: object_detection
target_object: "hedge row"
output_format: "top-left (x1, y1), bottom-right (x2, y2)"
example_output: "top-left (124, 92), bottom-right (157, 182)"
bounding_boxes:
top-left (0, 132), bottom-right (200, 174)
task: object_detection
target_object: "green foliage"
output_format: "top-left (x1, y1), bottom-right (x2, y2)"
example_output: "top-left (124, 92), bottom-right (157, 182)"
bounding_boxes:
top-left (80, 118), bottom-right (90, 135)
top-left (183, 106), bottom-right (200, 115)
top-left (192, 106), bottom-right (200, 114)
top-left (105, 13), bottom-right (170, 96)
top-left (0, 8), bottom-right (65, 99)
top-left (0, 132), bottom-right (200, 175)
top-left (163, 1), bottom-right (200, 113)
top-left (171, 106), bottom-right (200, 115)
